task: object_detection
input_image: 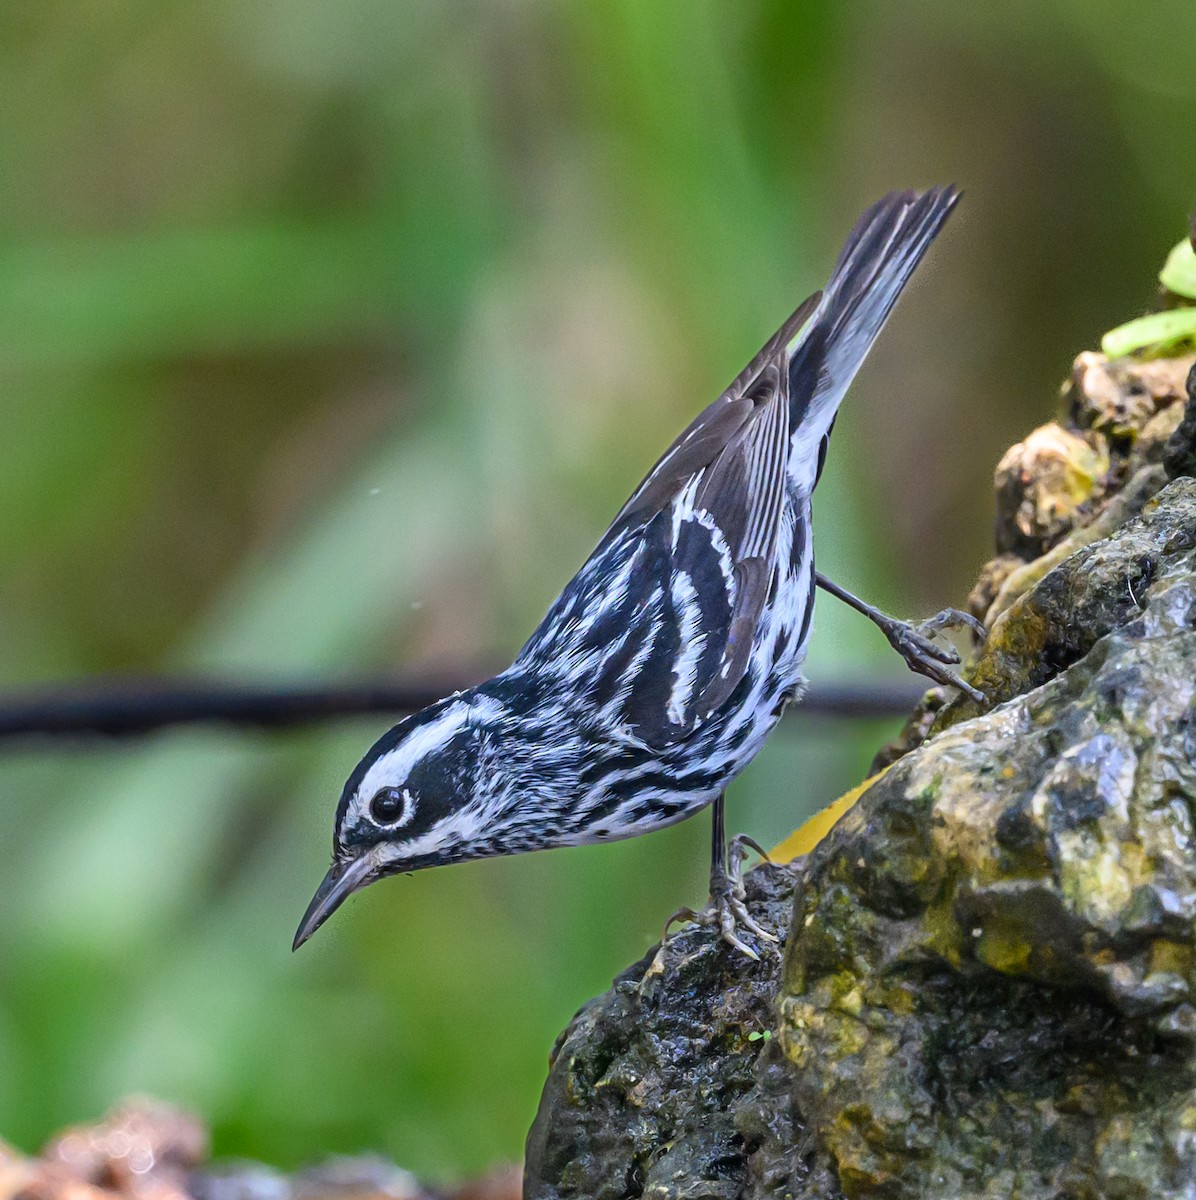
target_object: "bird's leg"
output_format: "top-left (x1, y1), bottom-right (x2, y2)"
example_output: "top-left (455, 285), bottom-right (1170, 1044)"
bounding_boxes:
top-left (706, 794), bottom-right (777, 958)
top-left (661, 801), bottom-right (777, 956)
top-left (814, 572), bottom-right (986, 703)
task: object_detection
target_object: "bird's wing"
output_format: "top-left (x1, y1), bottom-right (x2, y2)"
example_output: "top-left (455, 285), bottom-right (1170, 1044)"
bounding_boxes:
top-left (610, 374), bottom-right (790, 745)
top-left (519, 300), bottom-right (819, 747)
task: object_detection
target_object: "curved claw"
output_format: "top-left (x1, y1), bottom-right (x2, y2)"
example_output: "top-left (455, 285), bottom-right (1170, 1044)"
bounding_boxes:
top-left (928, 666), bottom-right (985, 704)
top-left (883, 607), bottom-right (987, 704)
top-left (902, 643), bottom-right (986, 703)
top-left (938, 671), bottom-right (986, 705)
top-left (662, 895), bottom-right (768, 958)
top-left (718, 913), bottom-right (760, 960)
top-left (711, 887), bottom-right (776, 958)
top-left (662, 906), bottom-right (700, 942)
top-left (722, 891), bottom-right (777, 945)
top-left (717, 835), bottom-right (778, 953)
top-left (921, 606), bottom-right (988, 641)
top-left (896, 626), bottom-right (961, 666)
top-left (666, 848), bottom-right (780, 959)
top-left (732, 834), bottom-right (773, 867)
top-left (940, 604), bottom-right (988, 643)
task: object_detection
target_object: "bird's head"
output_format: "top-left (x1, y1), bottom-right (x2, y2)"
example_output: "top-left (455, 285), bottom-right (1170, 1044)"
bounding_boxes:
top-left (293, 693), bottom-right (500, 949)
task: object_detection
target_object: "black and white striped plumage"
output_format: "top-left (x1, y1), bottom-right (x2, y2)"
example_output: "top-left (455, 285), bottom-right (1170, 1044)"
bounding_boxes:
top-left (295, 187), bottom-right (960, 949)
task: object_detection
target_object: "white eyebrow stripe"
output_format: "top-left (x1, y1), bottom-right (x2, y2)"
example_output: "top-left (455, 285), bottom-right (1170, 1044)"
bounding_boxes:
top-left (355, 701), bottom-right (472, 800)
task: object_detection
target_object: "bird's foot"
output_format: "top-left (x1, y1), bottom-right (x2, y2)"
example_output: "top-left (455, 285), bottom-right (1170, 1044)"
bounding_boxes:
top-left (664, 836), bottom-right (778, 959)
top-left (881, 607), bottom-right (987, 703)
top-left (708, 862), bottom-right (777, 959)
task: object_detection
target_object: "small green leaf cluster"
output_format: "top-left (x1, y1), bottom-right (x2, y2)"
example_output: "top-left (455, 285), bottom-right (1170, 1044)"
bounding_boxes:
top-left (1103, 234), bottom-right (1196, 357)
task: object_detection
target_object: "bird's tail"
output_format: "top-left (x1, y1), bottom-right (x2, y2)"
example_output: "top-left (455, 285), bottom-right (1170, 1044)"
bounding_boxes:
top-left (786, 185), bottom-right (959, 490)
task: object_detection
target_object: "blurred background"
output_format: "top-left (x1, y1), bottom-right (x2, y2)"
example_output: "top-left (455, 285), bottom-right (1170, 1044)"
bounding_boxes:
top-left (0, 0), bottom-right (1193, 1181)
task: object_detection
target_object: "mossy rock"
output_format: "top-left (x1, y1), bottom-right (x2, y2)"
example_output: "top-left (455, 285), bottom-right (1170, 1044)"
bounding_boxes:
top-left (781, 481), bottom-right (1196, 1198)
top-left (524, 864), bottom-right (809, 1200)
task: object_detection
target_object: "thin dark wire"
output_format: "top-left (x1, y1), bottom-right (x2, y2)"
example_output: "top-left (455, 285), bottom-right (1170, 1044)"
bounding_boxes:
top-left (0, 674), bottom-right (924, 743)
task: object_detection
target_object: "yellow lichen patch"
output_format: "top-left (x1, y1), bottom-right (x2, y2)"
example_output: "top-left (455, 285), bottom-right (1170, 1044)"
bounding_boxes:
top-left (1149, 939), bottom-right (1192, 977)
top-left (826, 985), bottom-right (866, 1020)
top-left (823, 1012), bottom-right (870, 1059)
top-left (779, 1000), bottom-right (871, 1064)
top-left (878, 980), bottom-right (918, 1017)
top-left (770, 768), bottom-right (891, 862)
top-left (813, 970), bottom-right (865, 1011)
top-left (1056, 834), bottom-right (1139, 924)
top-left (914, 736), bottom-right (1016, 880)
top-left (920, 897), bottom-right (968, 968)
top-left (942, 594), bottom-right (1055, 709)
top-left (826, 1089), bottom-right (912, 1196)
top-left (974, 924), bottom-right (1034, 975)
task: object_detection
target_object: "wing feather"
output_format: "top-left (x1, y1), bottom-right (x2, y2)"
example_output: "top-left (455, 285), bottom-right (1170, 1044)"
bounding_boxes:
top-left (518, 297), bottom-right (814, 748)
top-left (616, 367), bottom-right (792, 743)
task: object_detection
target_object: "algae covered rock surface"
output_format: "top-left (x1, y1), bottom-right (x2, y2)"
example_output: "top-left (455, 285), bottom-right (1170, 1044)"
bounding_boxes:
top-left (524, 865), bottom-right (811, 1200)
top-left (525, 356), bottom-right (1196, 1200)
top-left (782, 477), bottom-right (1196, 1198)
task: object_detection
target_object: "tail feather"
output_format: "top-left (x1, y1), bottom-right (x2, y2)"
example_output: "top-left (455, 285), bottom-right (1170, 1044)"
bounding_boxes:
top-left (787, 185), bottom-right (959, 484)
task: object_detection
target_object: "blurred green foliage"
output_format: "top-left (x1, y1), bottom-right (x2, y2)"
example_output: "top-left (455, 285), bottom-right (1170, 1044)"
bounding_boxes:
top-left (1, 0), bottom-right (1194, 1181)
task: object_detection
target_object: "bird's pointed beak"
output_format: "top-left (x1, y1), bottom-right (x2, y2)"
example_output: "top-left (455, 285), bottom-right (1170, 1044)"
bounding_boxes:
top-left (293, 850), bottom-right (377, 951)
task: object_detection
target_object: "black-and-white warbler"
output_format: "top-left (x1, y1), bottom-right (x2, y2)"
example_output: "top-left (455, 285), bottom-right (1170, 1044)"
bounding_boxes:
top-left (295, 187), bottom-right (982, 957)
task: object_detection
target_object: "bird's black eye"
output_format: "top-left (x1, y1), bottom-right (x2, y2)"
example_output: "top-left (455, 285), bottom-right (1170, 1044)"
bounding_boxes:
top-left (369, 786), bottom-right (410, 826)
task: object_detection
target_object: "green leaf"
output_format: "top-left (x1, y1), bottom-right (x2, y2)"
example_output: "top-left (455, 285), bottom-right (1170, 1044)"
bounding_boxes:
top-left (1101, 308), bottom-right (1196, 358)
top-left (1160, 238), bottom-right (1196, 300)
